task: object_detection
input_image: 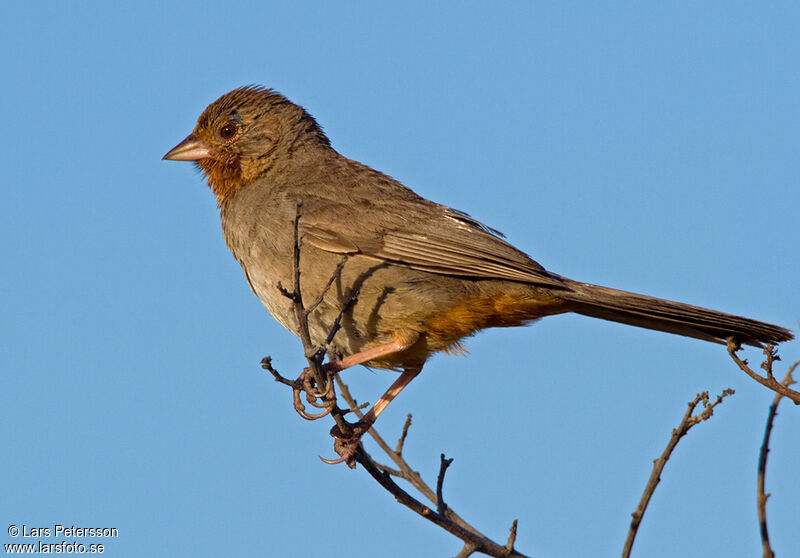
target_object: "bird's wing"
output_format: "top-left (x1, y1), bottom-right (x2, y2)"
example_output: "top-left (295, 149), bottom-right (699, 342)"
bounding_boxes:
top-left (301, 197), bottom-right (566, 289)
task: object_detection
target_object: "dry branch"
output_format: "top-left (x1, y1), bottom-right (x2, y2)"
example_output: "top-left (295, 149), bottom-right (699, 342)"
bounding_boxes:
top-left (757, 361), bottom-right (798, 558)
top-left (355, 448), bottom-right (525, 557)
top-left (727, 339), bottom-right (800, 404)
top-left (622, 389), bottom-right (734, 558)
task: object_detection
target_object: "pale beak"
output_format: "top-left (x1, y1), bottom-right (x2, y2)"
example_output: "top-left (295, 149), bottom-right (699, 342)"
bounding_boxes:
top-left (162, 134), bottom-right (213, 161)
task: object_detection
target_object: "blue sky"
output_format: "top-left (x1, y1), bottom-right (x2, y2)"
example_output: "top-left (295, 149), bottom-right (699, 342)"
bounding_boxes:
top-left (3, 3), bottom-right (799, 557)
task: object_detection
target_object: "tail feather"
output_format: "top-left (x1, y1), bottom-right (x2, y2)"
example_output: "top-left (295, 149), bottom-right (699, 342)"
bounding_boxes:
top-left (559, 279), bottom-right (793, 347)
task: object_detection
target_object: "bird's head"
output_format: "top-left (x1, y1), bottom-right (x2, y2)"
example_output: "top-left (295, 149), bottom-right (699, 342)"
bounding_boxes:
top-left (163, 85), bottom-right (329, 204)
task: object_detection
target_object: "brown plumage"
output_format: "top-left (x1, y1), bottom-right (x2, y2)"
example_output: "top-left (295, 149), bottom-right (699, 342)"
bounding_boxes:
top-left (164, 85), bottom-right (792, 461)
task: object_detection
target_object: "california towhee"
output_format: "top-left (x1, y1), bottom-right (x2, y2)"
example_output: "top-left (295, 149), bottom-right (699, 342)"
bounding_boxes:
top-left (164, 86), bottom-right (792, 461)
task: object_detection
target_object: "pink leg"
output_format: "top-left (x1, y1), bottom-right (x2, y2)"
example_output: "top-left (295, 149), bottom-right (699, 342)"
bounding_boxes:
top-left (322, 364), bottom-right (424, 466)
top-left (333, 339), bottom-right (416, 370)
top-left (299, 338), bottom-right (416, 404)
top-left (360, 365), bottom-right (423, 427)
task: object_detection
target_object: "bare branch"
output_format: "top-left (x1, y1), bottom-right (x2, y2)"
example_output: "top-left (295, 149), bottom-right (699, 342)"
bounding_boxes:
top-left (278, 201), bottom-right (325, 383)
top-left (436, 453), bottom-right (455, 515)
top-left (355, 448), bottom-right (530, 558)
top-left (622, 389), bottom-right (735, 558)
top-left (334, 375), bottom-right (480, 536)
top-left (322, 285), bottom-right (360, 350)
top-left (396, 414), bottom-right (412, 455)
top-left (757, 361), bottom-right (798, 558)
top-left (505, 520), bottom-right (519, 554)
top-left (273, 200), bottom-right (353, 438)
top-left (304, 257), bottom-right (348, 316)
top-left (260, 356), bottom-right (300, 389)
top-left (727, 339), bottom-right (800, 404)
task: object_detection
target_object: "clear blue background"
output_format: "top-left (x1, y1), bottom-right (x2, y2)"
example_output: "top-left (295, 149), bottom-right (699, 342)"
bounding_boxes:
top-left (3, 3), bottom-right (798, 557)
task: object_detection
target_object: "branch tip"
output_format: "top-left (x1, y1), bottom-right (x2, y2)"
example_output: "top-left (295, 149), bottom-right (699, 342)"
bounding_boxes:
top-left (436, 453), bottom-right (454, 515)
top-left (726, 338), bottom-right (800, 404)
top-left (396, 414), bottom-right (413, 455)
top-left (505, 519), bottom-right (518, 552)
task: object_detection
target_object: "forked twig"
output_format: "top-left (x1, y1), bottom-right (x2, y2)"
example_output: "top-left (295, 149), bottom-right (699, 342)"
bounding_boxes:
top-left (727, 339), bottom-right (800, 404)
top-left (622, 389), bottom-right (735, 558)
top-left (304, 257), bottom-right (348, 317)
top-left (355, 448), bottom-right (527, 557)
top-left (333, 375), bottom-right (484, 537)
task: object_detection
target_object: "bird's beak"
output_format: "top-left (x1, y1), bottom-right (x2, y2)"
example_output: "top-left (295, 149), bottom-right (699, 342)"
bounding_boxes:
top-left (162, 134), bottom-right (213, 161)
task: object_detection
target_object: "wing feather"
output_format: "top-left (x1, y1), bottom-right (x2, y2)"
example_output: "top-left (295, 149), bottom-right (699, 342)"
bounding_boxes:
top-left (300, 199), bottom-right (565, 288)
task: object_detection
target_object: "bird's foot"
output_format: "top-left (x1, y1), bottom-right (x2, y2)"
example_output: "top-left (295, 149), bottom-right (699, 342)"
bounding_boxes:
top-left (302, 360), bottom-right (346, 391)
top-left (291, 363), bottom-right (341, 420)
top-left (320, 419), bottom-right (373, 467)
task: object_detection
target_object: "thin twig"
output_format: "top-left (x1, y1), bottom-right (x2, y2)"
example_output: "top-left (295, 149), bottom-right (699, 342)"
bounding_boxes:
top-left (260, 356), bottom-right (300, 389)
top-left (275, 199), bottom-right (352, 436)
top-left (304, 257), bottom-right (348, 316)
top-left (505, 520), bottom-right (518, 554)
top-left (322, 286), bottom-right (360, 349)
top-left (277, 201), bottom-right (325, 385)
top-left (436, 454), bottom-right (454, 515)
top-left (622, 389), bottom-right (735, 558)
top-left (355, 448), bottom-right (529, 558)
top-left (757, 362), bottom-right (798, 558)
top-left (396, 414), bottom-right (412, 455)
top-left (727, 339), bottom-right (800, 404)
top-left (334, 375), bottom-right (480, 536)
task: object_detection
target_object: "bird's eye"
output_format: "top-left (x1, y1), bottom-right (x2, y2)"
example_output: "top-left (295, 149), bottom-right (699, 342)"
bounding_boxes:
top-left (218, 123), bottom-right (238, 140)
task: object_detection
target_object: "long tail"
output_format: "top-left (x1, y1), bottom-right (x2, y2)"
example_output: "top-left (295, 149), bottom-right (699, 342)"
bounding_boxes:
top-left (557, 278), bottom-right (793, 347)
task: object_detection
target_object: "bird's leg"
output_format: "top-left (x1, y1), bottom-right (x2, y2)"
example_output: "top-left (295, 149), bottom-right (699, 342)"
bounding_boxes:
top-left (356, 364), bottom-right (423, 429)
top-left (301, 334), bottom-right (420, 392)
top-left (294, 336), bottom-right (418, 419)
top-left (322, 364), bottom-right (423, 466)
top-left (327, 338), bottom-right (418, 372)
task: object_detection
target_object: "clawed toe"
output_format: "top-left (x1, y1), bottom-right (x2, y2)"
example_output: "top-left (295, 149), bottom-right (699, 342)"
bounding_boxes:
top-left (319, 420), bottom-right (372, 466)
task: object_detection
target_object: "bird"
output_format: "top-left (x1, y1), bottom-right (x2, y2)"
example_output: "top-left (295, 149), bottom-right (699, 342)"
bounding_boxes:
top-left (164, 85), bottom-right (792, 463)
